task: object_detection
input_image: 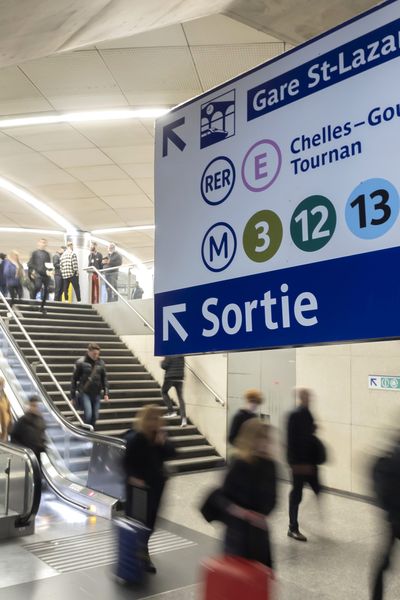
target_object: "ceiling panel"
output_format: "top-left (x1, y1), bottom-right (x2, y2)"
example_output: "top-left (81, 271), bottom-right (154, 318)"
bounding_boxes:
top-left (96, 24), bottom-right (187, 49)
top-left (46, 197), bottom-right (109, 212)
top-left (20, 51), bottom-right (129, 110)
top-left (66, 165), bottom-right (130, 182)
top-left (122, 163), bottom-right (153, 178)
top-left (102, 144), bottom-right (154, 164)
top-left (6, 211), bottom-right (60, 228)
top-left (71, 121), bottom-right (154, 147)
top-left (34, 182), bottom-right (96, 200)
top-left (183, 15), bottom-right (280, 45)
top-left (0, 133), bottom-right (35, 156)
top-left (192, 43), bottom-right (285, 89)
top-left (134, 178), bottom-right (153, 200)
top-left (103, 194), bottom-right (153, 208)
top-left (0, 153), bottom-right (76, 186)
top-left (115, 206), bottom-right (154, 225)
top-left (85, 178), bottom-right (144, 196)
top-left (100, 47), bottom-right (202, 104)
top-left (129, 246), bottom-right (154, 262)
top-left (0, 66), bottom-right (52, 114)
top-left (42, 148), bottom-right (113, 168)
top-left (7, 123), bottom-right (95, 151)
top-left (75, 209), bottom-right (125, 229)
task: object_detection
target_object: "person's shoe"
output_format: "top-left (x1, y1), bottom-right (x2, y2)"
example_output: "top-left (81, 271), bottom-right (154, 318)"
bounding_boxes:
top-left (145, 558), bottom-right (157, 574)
top-left (287, 529), bottom-right (307, 542)
top-left (181, 417), bottom-right (187, 428)
top-left (165, 411), bottom-right (177, 418)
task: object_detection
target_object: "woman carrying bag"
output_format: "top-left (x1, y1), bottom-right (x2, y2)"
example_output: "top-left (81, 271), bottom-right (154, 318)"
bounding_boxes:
top-left (202, 418), bottom-right (277, 568)
top-left (124, 405), bottom-right (176, 574)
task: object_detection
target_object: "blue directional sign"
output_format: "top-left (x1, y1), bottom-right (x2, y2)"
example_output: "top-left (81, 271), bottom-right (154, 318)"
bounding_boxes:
top-left (155, 0), bottom-right (400, 356)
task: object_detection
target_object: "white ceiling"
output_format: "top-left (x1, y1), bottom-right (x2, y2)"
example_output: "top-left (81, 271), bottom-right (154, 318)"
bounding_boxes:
top-left (0, 15), bottom-right (290, 261)
top-left (0, 3), bottom-right (380, 263)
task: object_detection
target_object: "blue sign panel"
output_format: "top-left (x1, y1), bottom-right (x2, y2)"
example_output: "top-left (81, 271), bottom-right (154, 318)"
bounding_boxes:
top-left (154, 0), bottom-right (400, 356)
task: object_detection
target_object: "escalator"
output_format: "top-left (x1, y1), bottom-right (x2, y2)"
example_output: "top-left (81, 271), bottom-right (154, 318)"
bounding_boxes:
top-left (0, 440), bottom-right (41, 539)
top-left (0, 312), bottom-right (126, 519)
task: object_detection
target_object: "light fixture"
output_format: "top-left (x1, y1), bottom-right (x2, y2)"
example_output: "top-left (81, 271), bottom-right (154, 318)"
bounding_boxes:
top-left (0, 108), bottom-right (170, 129)
top-left (0, 227), bottom-right (63, 235)
top-left (0, 177), bottom-right (77, 233)
top-left (91, 225), bottom-right (155, 235)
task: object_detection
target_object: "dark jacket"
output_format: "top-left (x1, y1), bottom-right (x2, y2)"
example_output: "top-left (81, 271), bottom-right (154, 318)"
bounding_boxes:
top-left (52, 253), bottom-right (61, 276)
top-left (161, 356), bottom-right (185, 381)
top-left (228, 409), bottom-right (257, 445)
top-left (11, 412), bottom-right (46, 459)
top-left (208, 457), bottom-right (277, 567)
top-left (106, 251), bottom-right (122, 272)
top-left (287, 405), bottom-right (316, 465)
top-left (28, 249), bottom-right (51, 277)
top-left (3, 259), bottom-right (22, 288)
top-left (124, 430), bottom-right (176, 529)
top-left (373, 444), bottom-right (400, 527)
top-left (71, 354), bottom-right (109, 399)
top-left (88, 251), bottom-right (103, 271)
top-left (131, 285), bottom-right (144, 299)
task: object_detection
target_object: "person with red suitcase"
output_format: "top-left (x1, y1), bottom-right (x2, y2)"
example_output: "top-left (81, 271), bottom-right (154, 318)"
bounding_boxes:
top-left (201, 419), bottom-right (277, 599)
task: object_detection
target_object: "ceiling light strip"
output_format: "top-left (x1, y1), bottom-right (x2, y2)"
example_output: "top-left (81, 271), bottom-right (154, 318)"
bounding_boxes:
top-left (91, 225), bottom-right (155, 235)
top-left (0, 108), bottom-right (169, 129)
top-left (0, 227), bottom-right (63, 235)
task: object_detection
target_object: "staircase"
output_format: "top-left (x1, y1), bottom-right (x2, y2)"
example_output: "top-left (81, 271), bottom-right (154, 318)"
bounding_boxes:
top-left (3, 299), bottom-right (224, 474)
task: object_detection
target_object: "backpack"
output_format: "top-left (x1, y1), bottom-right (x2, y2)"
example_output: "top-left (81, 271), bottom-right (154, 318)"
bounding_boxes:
top-left (372, 449), bottom-right (400, 515)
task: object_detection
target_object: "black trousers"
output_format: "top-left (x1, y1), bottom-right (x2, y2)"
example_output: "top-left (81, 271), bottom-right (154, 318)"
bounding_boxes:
top-left (289, 467), bottom-right (321, 531)
top-left (33, 274), bottom-right (50, 309)
top-left (161, 380), bottom-right (186, 419)
top-left (8, 284), bottom-right (23, 305)
top-left (371, 522), bottom-right (400, 600)
top-left (54, 274), bottom-right (63, 301)
top-left (63, 274), bottom-right (81, 302)
top-left (105, 272), bottom-right (118, 302)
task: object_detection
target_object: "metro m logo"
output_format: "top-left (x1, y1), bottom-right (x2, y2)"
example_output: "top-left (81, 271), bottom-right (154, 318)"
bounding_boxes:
top-left (201, 222), bottom-right (237, 272)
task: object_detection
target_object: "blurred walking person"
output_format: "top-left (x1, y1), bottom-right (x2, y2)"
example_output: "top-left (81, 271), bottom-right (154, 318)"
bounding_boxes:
top-left (161, 355), bottom-right (187, 427)
top-left (131, 280), bottom-right (144, 300)
top-left (3, 251), bottom-right (24, 305)
top-left (28, 238), bottom-right (51, 312)
top-left (124, 405), bottom-right (175, 573)
top-left (88, 242), bottom-right (103, 304)
top-left (102, 243), bottom-right (122, 302)
top-left (202, 419), bottom-right (277, 568)
top-left (228, 388), bottom-right (262, 446)
top-left (287, 388), bottom-right (324, 542)
top-left (371, 438), bottom-right (400, 600)
top-left (60, 241), bottom-right (81, 302)
top-left (52, 246), bottom-right (65, 301)
top-left (70, 342), bottom-right (109, 428)
top-left (0, 377), bottom-right (12, 442)
top-left (11, 395), bottom-right (46, 463)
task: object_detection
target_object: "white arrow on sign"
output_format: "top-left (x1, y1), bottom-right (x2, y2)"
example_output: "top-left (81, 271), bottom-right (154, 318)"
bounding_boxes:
top-left (163, 303), bottom-right (188, 341)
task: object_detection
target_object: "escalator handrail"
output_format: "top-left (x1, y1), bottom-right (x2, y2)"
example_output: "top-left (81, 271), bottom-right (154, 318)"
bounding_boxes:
top-left (0, 293), bottom-right (88, 428)
top-left (0, 305), bottom-right (126, 451)
top-left (0, 440), bottom-right (41, 525)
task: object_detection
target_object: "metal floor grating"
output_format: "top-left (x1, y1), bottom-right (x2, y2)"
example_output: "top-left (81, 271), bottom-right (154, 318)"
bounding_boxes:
top-left (24, 527), bottom-right (197, 573)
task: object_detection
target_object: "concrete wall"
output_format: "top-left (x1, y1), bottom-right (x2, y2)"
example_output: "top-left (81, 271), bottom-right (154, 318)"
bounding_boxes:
top-left (296, 341), bottom-right (400, 496)
top-left (96, 298), bottom-right (153, 336)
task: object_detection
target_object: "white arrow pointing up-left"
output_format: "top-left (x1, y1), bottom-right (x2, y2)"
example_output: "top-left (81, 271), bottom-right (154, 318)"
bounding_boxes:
top-left (163, 303), bottom-right (188, 342)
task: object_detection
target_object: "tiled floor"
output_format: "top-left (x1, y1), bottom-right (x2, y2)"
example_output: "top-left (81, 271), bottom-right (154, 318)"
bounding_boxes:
top-left (1, 473), bottom-right (400, 599)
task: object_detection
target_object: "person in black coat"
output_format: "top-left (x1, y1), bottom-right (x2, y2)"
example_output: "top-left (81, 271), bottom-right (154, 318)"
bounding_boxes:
top-left (287, 387), bottom-right (321, 542)
top-left (124, 405), bottom-right (176, 573)
top-left (28, 238), bottom-right (51, 311)
top-left (70, 343), bottom-right (109, 427)
top-left (228, 388), bottom-right (263, 446)
top-left (88, 242), bottom-right (103, 304)
top-left (52, 246), bottom-right (65, 302)
top-left (161, 355), bottom-right (187, 427)
top-left (202, 418), bottom-right (277, 568)
top-left (11, 395), bottom-right (46, 462)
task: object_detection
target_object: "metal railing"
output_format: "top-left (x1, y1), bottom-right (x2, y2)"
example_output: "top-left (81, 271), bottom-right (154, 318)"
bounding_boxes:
top-left (0, 293), bottom-right (90, 429)
top-left (85, 267), bottom-right (225, 407)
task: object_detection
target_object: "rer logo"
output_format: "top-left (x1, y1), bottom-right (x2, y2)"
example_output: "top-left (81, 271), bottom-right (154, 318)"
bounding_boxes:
top-left (200, 90), bottom-right (235, 149)
top-left (201, 222), bottom-right (237, 272)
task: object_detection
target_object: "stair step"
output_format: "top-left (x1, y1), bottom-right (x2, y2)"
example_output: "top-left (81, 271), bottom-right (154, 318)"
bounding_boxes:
top-left (167, 456), bottom-right (225, 471)
top-left (40, 372), bottom-right (152, 380)
top-left (13, 332), bottom-right (119, 339)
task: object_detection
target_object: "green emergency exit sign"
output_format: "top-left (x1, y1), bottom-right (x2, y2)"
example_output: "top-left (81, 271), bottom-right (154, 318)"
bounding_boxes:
top-left (368, 375), bottom-right (400, 391)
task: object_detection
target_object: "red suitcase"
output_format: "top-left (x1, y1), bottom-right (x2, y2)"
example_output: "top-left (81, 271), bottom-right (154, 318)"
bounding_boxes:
top-left (202, 556), bottom-right (272, 600)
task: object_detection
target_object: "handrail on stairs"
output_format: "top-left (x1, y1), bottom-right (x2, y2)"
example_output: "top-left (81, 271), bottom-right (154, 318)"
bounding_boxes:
top-left (0, 293), bottom-right (92, 430)
top-left (85, 266), bottom-right (226, 407)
